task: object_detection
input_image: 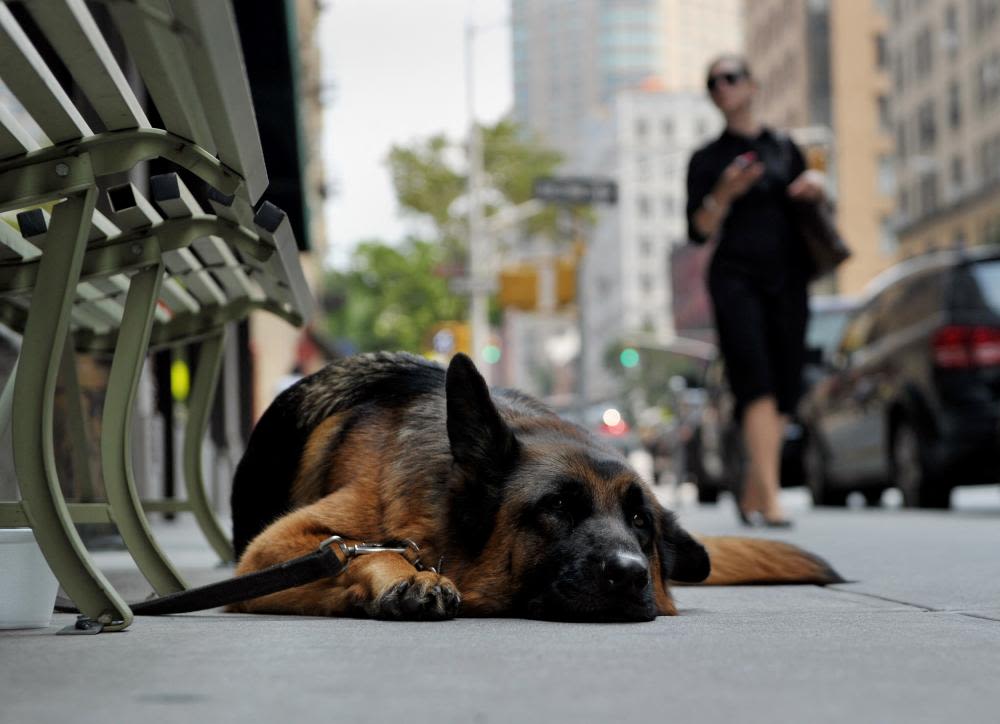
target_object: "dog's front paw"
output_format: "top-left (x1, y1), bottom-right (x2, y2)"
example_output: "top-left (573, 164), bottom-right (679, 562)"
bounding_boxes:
top-left (368, 571), bottom-right (462, 620)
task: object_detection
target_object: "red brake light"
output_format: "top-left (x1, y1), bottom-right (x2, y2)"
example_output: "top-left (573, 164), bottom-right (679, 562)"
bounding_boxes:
top-left (933, 326), bottom-right (1000, 369)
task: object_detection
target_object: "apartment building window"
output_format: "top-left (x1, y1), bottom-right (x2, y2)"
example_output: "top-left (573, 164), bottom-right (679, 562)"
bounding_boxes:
top-left (878, 156), bottom-right (896, 195)
top-left (639, 236), bottom-right (653, 257)
top-left (635, 117), bottom-right (648, 140)
top-left (919, 171), bottom-right (939, 214)
top-left (944, 5), bottom-right (960, 58)
top-left (975, 53), bottom-right (1000, 110)
top-left (893, 49), bottom-right (905, 93)
top-left (877, 95), bottom-right (892, 132)
top-left (980, 135), bottom-right (1000, 185)
top-left (896, 121), bottom-right (907, 158)
top-left (662, 196), bottom-right (675, 215)
top-left (915, 27), bottom-right (933, 79)
top-left (947, 80), bottom-right (962, 127)
top-left (916, 100), bottom-right (937, 150)
top-left (638, 195), bottom-right (651, 217)
top-left (971, 0), bottom-right (1000, 37)
top-left (880, 216), bottom-right (899, 255)
top-left (661, 118), bottom-right (674, 140)
top-left (875, 34), bottom-right (889, 69)
top-left (640, 275), bottom-right (654, 294)
top-left (951, 155), bottom-right (965, 192)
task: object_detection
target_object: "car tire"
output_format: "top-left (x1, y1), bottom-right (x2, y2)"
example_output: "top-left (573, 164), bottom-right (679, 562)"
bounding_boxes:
top-left (804, 430), bottom-right (847, 507)
top-left (696, 484), bottom-right (719, 504)
top-left (891, 419), bottom-right (951, 509)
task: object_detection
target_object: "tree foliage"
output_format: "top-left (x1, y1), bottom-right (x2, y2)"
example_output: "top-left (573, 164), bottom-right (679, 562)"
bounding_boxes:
top-left (324, 238), bottom-right (465, 353)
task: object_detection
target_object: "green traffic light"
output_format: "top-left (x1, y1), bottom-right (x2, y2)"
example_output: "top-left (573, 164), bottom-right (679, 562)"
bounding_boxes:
top-left (620, 347), bottom-right (640, 368)
top-left (483, 345), bottom-right (502, 364)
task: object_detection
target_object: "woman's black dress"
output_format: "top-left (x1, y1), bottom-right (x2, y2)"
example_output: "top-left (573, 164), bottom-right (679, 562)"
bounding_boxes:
top-left (685, 128), bottom-right (813, 419)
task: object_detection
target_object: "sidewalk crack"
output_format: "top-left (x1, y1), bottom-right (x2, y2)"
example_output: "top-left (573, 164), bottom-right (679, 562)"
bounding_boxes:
top-left (825, 586), bottom-right (935, 612)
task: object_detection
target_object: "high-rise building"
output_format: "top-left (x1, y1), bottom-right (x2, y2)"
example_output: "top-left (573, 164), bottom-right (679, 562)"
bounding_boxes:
top-left (746, 0), bottom-right (897, 295)
top-left (887, 0), bottom-right (1000, 255)
top-left (512, 0), bottom-right (743, 155)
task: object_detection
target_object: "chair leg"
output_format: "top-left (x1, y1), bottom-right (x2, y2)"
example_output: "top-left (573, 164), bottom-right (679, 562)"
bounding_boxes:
top-left (184, 330), bottom-right (235, 563)
top-left (12, 189), bottom-right (133, 631)
top-left (101, 263), bottom-right (186, 595)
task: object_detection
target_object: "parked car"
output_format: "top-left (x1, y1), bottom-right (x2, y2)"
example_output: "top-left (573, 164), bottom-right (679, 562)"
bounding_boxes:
top-left (798, 247), bottom-right (1000, 508)
top-left (690, 295), bottom-right (858, 502)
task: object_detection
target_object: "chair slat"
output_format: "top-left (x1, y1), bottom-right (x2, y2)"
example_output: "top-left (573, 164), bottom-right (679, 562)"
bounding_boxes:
top-left (106, 0), bottom-right (216, 153)
top-left (0, 102), bottom-right (40, 159)
top-left (170, 0), bottom-right (268, 201)
top-left (254, 202), bottom-right (313, 323)
top-left (0, 3), bottom-right (91, 143)
top-left (23, 0), bottom-right (149, 131)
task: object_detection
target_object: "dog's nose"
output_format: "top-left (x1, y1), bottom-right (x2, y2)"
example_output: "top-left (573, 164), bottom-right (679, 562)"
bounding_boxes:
top-left (600, 551), bottom-right (649, 594)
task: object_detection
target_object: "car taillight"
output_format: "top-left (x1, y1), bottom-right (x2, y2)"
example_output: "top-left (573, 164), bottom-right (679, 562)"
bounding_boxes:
top-left (932, 325), bottom-right (1000, 369)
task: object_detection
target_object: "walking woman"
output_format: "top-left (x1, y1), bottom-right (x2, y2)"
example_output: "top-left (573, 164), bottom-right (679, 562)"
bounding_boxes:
top-left (686, 55), bottom-right (826, 526)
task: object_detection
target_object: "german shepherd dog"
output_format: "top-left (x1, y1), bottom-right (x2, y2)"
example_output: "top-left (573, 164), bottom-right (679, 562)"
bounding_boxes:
top-left (230, 352), bottom-right (841, 621)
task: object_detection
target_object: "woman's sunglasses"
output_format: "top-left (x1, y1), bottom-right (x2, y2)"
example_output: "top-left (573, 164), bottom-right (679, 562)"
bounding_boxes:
top-left (706, 70), bottom-right (747, 92)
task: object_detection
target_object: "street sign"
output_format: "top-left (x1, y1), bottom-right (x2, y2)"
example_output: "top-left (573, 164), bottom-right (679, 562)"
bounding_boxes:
top-left (532, 176), bottom-right (618, 205)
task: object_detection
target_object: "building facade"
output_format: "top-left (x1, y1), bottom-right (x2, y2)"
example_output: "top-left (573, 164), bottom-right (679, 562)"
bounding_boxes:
top-left (888, 0), bottom-right (1000, 255)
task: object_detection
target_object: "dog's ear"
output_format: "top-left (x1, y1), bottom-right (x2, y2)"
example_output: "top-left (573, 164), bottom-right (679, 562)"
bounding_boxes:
top-left (445, 353), bottom-right (518, 553)
top-left (656, 507), bottom-right (710, 583)
top-left (446, 353), bottom-right (517, 471)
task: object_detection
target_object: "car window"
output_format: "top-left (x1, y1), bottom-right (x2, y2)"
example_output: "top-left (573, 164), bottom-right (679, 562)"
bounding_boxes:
top-left (839, 301), bottom-right (880, 355)
top-left (807, 308), bottom-right (852, 357)
top-left (963, 260), bottom-right (1000, 315)
top-left (883, 271), bottom-right (945, 332)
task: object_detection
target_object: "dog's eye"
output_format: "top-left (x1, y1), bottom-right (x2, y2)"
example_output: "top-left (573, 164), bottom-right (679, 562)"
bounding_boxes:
top-left (631, 512), bottom-right (647, 528)
top-left (550, 497), bottom-right (565, 510)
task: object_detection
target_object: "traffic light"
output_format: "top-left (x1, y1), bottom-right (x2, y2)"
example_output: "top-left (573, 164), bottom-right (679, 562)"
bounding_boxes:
top-left (499, 264), bottom-right (539, 311)
top-left (555, 254), bottom-right (576, 307)
top-left (428, 321), bottom-right (471, 357)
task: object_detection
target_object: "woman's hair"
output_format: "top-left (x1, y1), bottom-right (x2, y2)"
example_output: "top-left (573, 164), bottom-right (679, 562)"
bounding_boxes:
top-left (706, 54), bottom-right (753, 82)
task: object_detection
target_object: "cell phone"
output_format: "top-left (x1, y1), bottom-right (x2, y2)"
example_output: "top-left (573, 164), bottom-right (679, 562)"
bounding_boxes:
top-left (734, 151), bottom-right (758, 168)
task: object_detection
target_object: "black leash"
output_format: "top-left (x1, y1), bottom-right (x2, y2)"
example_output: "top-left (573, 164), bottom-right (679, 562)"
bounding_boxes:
top-left (57, 537), bottom-right (424, 634)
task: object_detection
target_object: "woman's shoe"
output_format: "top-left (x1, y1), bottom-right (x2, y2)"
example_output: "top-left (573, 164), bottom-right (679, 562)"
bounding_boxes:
top-left (736, 507), bottom-right (757, 527)
top-left (761, 517), bottom-right (793, 528)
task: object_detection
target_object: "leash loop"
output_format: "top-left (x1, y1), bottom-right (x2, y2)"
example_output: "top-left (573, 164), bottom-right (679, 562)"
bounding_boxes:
top-left (319, 535), bottom-right (424, 570)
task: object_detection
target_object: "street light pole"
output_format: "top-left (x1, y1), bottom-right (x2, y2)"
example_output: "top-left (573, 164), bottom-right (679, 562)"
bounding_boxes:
top-left (464, 20), bottom-right (490, 381)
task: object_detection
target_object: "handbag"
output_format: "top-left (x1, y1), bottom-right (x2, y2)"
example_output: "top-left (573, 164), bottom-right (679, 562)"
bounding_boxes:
top-left (791, 198), bottom-right (852, 280)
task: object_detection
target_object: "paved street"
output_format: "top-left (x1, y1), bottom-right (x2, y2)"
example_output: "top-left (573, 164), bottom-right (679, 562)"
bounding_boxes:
top-left (3, 486), bottom-right (1000, 724)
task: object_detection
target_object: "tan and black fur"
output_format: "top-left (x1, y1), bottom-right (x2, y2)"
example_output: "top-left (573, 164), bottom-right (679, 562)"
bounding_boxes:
top-left (230, 352), bottom-right (841, 621)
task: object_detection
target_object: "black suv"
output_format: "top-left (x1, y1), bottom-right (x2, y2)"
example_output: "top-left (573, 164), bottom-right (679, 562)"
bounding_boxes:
top-left (799, 247), bottom-right (1000, 508)
top-left (690, 295), bottom-right (858, 502)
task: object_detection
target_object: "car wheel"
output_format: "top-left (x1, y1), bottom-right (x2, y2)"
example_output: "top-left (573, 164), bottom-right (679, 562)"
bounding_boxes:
top-left (696, 484), bottom-right (719, 504)
top-left (891, 420), bottom-right (950, 509)
top-left (804, 431), bottom-right (847, 507)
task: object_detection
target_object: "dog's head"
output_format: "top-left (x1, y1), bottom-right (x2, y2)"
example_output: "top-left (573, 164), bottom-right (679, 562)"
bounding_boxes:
top-left (445, 354), bottom-right (710, 622)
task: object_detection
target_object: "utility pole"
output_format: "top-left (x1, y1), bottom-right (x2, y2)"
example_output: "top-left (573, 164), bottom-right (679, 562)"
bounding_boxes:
top-left (464, 20), bottom-right (489, 381)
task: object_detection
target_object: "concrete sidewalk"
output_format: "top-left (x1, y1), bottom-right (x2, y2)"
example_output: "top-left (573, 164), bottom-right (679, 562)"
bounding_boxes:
top-left (3, 490), bottom-right (1000, 724)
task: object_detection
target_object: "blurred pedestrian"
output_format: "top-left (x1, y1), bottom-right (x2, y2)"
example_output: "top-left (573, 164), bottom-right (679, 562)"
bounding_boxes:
top-left (685, 54), bottom-right (826, 527)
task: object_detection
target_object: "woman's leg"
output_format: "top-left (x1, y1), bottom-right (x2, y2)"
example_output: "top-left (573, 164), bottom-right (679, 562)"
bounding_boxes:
top-left (740, 395), bottom-right (787, 521)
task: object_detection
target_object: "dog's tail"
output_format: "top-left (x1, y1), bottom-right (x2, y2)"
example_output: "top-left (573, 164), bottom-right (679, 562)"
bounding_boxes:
top-left (694, 536), bottom-right (844, 585)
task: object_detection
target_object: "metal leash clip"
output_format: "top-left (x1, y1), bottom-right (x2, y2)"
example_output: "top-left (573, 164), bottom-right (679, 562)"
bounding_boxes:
top-left (319, 535), bottom-right (425, 571)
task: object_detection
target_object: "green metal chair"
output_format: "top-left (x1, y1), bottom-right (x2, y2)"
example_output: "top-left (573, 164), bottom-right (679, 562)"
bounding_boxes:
top-left (0, 0), bottom-right (313, 631)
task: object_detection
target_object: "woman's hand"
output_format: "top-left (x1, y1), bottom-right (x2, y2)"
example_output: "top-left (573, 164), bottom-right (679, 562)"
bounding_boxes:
top-left (713, 152), bottom-right (766, 204)
top-left (787, 169), bottom-right (826, 203)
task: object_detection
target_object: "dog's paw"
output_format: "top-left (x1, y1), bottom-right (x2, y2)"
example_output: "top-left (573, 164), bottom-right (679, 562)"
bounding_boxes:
top-left (368, 571), bottom-right (462, 621)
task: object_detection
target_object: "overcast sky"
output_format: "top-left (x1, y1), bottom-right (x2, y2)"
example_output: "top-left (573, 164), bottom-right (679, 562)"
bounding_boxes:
top-left (320, 0), bottom-right (512, 268)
